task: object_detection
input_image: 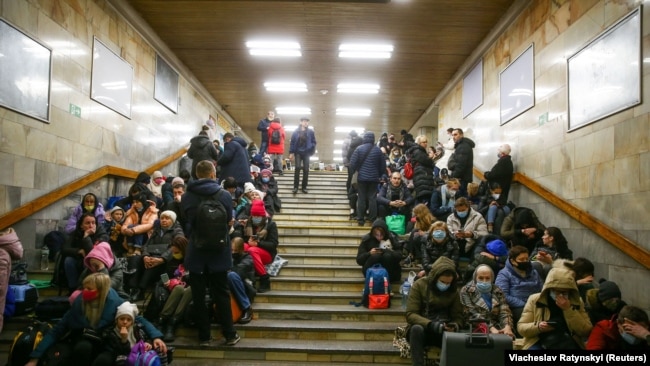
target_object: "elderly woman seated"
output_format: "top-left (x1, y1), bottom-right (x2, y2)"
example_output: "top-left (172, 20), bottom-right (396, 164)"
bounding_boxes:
top-left (460, 264), bottom-right (515, 338)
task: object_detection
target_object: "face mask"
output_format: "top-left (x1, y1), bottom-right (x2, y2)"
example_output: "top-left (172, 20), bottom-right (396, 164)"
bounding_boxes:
top-left (492, 194), bottom-right (500, 200)
top-left (497, 153), bottom-right (502, 158)
top-left (84, 205), bottom-right (94, 212)
top-left (172, 253), bottom-right (183, 260)
top-left (436, 281), bottom-right (450, 292)
top-left (432, 230), bottom-right (446, 241)
top-left (82, 289), bottom-right (99, 302)
top-left (476, 281), bottom-right (492, 293)
top-left (516, 261), bottom-right (531, 271)
top-left (251, 217), bottom-right (263, 225)
top-left (549, 290), bottom-right (557, 301)
top-left (393, 151), bottom-right (399, 156)
top-left (601, 298), bottom-right (620, 312)
top-left (448, 189), bottom-right (457, 197)
top-left (154, 178), bottom-right (165, 185)
top-left (456, 210), bottom-right (468, 218)
top-left (386, 161), bottom-right (391, 167)
top-left (261, 177), bottom-right (270, 183)
top-left (621, 331), bottom-right (643, 345)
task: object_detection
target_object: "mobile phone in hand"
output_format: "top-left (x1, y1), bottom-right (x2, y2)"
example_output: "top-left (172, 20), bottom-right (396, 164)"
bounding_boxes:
top-left (545, 321), bottom-right (557, 326)
top-left (160, 273), bottom-right (169, 283)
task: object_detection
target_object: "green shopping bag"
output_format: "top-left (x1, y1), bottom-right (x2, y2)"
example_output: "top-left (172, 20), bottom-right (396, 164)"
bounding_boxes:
top-left (386, 214), bottom-right (406, 235)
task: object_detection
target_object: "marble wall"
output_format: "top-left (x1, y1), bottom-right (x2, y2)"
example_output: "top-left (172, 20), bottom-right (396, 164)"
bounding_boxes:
top-left (437, 0), bottom-right (649, 311)
top-left (0, 0), bottom-right (223, 265)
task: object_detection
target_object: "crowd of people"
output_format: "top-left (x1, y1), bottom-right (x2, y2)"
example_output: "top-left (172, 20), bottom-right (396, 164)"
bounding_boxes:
top-left (343, 128), bottom-right (648, 366)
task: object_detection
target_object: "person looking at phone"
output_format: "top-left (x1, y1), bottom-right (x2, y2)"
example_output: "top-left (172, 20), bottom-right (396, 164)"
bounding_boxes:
top-left (406, 257), bottom-right (463, 366)
top-left (355, 219), bottom-right (402, 283)
top-left (517, 267), bottom-right (592, 350)
top-left (530, 227), bottom-right (573, 280)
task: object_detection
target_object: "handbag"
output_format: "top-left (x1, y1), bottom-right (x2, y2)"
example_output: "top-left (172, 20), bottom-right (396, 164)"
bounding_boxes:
top-left (385, 214), bottom-right (406, 235)
top-left (265, 255), bottom-right (288, 277)
top-left (367, 276), bottom-right (390, 309)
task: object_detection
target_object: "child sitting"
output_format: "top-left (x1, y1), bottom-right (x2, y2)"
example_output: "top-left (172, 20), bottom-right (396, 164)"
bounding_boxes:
top-left (104, 206), bottom-right (126, 257)
top-left (106, 302), bottom-right (168, 365)
top-left (121, 192), bottom-right (158, 256)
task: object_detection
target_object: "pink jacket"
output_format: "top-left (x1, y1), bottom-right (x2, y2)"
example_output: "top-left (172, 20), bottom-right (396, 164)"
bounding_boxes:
top-left (0, 228), bottom-right (24, 333)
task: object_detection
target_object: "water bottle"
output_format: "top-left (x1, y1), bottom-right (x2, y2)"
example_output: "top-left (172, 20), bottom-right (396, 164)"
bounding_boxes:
top-left (400, 279), bottom-right (411, 309)
top-left (40, 246), bottom-right (49, 270)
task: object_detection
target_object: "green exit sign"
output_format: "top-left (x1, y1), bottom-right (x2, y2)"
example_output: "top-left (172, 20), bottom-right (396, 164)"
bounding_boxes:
top-left (69, 103), bottom-right (81, 117)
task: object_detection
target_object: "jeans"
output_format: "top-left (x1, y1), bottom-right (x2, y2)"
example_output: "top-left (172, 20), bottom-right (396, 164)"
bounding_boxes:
top-left (356, 181), bottom-right (378, 223)
top-left (270, 153), bottom-right (283, 173)
top-left (64, 256), bottom-right (80, 290)
top-left (189, 270), bottom-right (237, 342)
top-left (259, 141), bottom-right (268, 155)
top-left (293, 153), bottom-right (310, 189)
top-left (487, 205), bottom-right (510, 224)
top-left (409, 324), bottom-right (443, 366)
top-left (227, 272), bottom-right (251, 310)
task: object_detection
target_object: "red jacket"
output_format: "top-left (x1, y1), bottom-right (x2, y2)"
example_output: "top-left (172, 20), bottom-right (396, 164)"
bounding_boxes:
top-left (586, 314), bottom-right (649, 350)
top-left (267, 121), bottom-right (285, 154)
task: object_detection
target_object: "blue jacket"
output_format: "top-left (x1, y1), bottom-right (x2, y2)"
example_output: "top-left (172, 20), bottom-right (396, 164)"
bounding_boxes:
top-left (30, 289), bottom-right (125, 359)
top-left (349, 132), bottom-right (385, 183)
top-left (257, 117), bottom-right (271, 142)
top-left (289, 128), bottom-right (317, 156)
top-left (181, 178), bottom-right (233, 274)
top-left (495, 259), bottom-right (543, 309)
top-left (218, 136), bottom-right (251, 184)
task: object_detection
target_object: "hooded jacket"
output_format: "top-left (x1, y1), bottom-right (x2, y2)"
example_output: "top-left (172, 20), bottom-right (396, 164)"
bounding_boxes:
top-left (450, 137), bottom-right (475, 182)
top-left (407, 144), bottom-right (435, 199)
top-left (218, 136), bottom-right (252, 184)
top-left (446, 207), bottom-right (488, 254)
top-left (494, 258), bottom-right (543, 309)
top-left (182, 178), bottom-right (233, 273)
top-left (65, 193), bottom-right (106, 234)
top-left (349, 132), bottom-right (385, 183)
top-left (406, 256), bottom-right (464, 328)
top-left (356, 219), bottom-right (402, 282)
top-left (0, 228), bottom-right (23, 332)
top-left (121, 199), bottom-right (159, 239)
top-left (500, 207), bottom-right (546, 250)
top-left (517, 267), bottom-right (592, 349)
top-left (188, 134), bottom-right (220, 178)
top-left (78, 242), bottom-right (126, 297)
top-left (586, 313), bottom-right (649, 350)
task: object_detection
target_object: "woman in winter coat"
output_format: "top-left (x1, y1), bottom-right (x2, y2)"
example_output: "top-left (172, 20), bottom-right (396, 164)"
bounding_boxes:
top-left (0, 228), bottom-right (23, 333)
top-left (517, 267), bottom-right (592, 350)
top-left (187, 130), bottom-right (219, 180)
top-left (406, 257), bottom-right (463, 366)
top-left (73, 242), bottom-right (128, 300)
top-left (63, 212), bottom-right (109, 293)
top-left (355, 219), bottom-right (402, 283)
top-left (65, 193), bottom-right (106, 234)
top-left (266, 117), bottom-right (286, 175)
top-left (419, 221), bottom-right (459, 279)
top-left (407, 135), bottom-right (436, 204)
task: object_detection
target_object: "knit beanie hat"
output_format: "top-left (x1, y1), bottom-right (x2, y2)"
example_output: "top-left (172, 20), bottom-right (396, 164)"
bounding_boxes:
top-left (160, 210), bottom-right (177, 224)
top-left (244, 182), bottom-right (256, 194)
top-left (486, 239), bottom-right (508, 257)
top-left (171, 177), bottom-right (185, 187)
top-left (260, 169), bottom-right (273, 177)
top-left (250, 200), bottom-right (267, 217)
top-left (115, 301), bottom-right (138, 320)
top-left (152, 171), bottom-right (163, 180)
top-left (84, 242), bottom-right (115, 270)
top-left (597, 280), bottom-right (622, 302)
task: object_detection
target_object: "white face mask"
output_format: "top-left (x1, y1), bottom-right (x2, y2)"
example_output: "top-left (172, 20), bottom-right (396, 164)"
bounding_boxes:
top-left (492, 194), bottom-right (500, 200)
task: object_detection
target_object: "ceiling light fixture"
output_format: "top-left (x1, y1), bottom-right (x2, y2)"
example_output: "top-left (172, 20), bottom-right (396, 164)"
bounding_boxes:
top-left (246, 41), bottom-right (302, 57)
top-left (339, 43), bottom-right (393, 59)
top-left (264, 82), bottom-right (307, 92)
top-left (337, 83), bottom-right (380, 94)
top-left (336, 108), bottom-right (371, 116)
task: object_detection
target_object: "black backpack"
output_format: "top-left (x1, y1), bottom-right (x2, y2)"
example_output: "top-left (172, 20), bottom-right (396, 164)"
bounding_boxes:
top-left (43, 231), bottom-right (65, 261)
top-left (271, 129), bottom-right (281, 144)
top-left (8, 321), bottom-right (52, 366)
top-left (50, 252), bottom-right (69, 295)
top-left (191, 189), bottom-right (229, 250)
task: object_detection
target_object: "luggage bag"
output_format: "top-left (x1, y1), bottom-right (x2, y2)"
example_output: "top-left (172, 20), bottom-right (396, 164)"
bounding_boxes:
top-left (439, 319), bottom-right (512, 366)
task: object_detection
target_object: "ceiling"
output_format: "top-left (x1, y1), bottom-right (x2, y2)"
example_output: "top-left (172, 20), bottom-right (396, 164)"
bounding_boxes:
top-left (118, 0), bottom-right (518, 162)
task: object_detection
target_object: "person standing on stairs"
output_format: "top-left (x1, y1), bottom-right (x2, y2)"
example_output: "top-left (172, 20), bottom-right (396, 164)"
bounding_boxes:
top-left (349, 131), bottom-right (386, 226)
top-left (181, 160), bottom-right (240, 347)
top-left (289, 116), bottom-right (317, 194)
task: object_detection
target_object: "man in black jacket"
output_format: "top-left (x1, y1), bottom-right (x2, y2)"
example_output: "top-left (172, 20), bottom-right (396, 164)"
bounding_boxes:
top-left (450, 128), bottom-right (476, 197)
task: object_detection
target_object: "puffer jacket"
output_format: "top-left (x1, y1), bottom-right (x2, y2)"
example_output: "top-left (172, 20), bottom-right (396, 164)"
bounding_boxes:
top-left (218, 136), bottom-right (252, 184)
top-left (446, 208), bottom-right (488, 254)
top-left (406, 256), bottom-right (464, 328)
top-left (350, 132), bottom-right (385, 183)
top-left (450, 137), bottom-right (475, 182)
top-left (187, 134), bottom-right (220, 179)
top-left (0, 228), bottom-right (23, 332)
top-left (494, 259), bottom-right (543, 310)
top-left (421, 235), bottom-right (459, 273)
top-left (122, 201), bottom-right (159, 239)
top-left (407, 144), bottom-right (435, 200)
top-left (517, 267), bottom-right (592, 350)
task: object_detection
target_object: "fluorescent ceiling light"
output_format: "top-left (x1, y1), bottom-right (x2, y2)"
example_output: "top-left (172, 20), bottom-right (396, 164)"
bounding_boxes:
top-left (264, 82), bottom-right (307, 92)
top-left (335, 127), bottom-right (365, 133)
top-left (309, 156), bottom-right (319, 161)
top-left (333, 157), bottom-right (343, 162)
top-left (337, 83), bottom-right (380, 94)
top-left (276, 107), bottom-right (311, 115)
top-left (339, 43), bottom-right (393, 59)
top-left (246, 41), bottom-right (301, 57)
top-left (332, 149), bottom-right (342, 155)
top-left (336, 108), bottom-right (371, 117)
top-left (333, 140), bottom-right (344, 145)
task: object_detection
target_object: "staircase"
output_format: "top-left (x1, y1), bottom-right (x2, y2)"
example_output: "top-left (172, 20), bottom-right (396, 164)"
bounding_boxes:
top-left (1, 170), bottom-right (414, 365)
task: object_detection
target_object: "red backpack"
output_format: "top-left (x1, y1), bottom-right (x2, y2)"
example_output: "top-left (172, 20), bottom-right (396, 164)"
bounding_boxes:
top-left (403, 161), bottom-right (414, 179)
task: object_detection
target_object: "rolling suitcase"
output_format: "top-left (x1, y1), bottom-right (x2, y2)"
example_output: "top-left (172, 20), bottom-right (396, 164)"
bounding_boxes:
top-left (440, 320), bottom-right (512, 366)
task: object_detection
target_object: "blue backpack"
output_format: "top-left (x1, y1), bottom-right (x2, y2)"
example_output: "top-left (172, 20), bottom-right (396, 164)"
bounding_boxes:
top-left (361, 264), bottom-right (391, 308)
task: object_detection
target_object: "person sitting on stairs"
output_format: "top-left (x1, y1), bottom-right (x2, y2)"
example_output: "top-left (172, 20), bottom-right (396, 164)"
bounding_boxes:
top-left (232, 200), bottom-right (279, 293)
top-left (157, 236), bottom-right (192, 342)
top-left (229, 237), bottom-right (255, 324)
top-left (355, 219), bottom-right (402, 283)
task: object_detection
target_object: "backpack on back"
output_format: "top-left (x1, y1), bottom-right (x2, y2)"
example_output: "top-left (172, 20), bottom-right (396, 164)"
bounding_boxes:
top-left (362, 264), bottom-right (391, 309)
top-left (192, 189), bottom-right (229, 250)
top-left (8, 321), bottom-right (52, 366)
top-left (271, 129), bottom-right (281, 144)
top-left (403, 161), bottom-right (414, 180)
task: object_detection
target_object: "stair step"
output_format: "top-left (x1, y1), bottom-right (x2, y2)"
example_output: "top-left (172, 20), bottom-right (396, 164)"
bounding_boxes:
top-left (252, 301), bottom-right (403, 323)
top-left (278, 226), bottom-right (371, 236)
top-left (232, 319), bottom-right (397, 341)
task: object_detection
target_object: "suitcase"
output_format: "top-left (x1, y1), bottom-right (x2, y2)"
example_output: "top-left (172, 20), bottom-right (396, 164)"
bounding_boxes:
top-left (9, 284), bottom-right (39, 315)
top-left (440, 328), bottom-right (512, 366)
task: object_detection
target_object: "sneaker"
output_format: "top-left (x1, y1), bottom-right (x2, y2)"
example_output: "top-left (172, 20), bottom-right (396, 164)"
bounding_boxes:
top-left (199, 337), bottom-right (215, 347)
top-left (225, 334), bottom-right (241, 346)
top-left (302, 188), bottom-right (309, 194)
top-left (292, 188), bottom-right (298, 194)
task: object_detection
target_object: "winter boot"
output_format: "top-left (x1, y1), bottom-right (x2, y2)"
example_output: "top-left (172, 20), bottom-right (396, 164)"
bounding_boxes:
top-left (258, 274), bottom-right (271, 293)
top-left (164, 317), bottom-right (177, 342)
